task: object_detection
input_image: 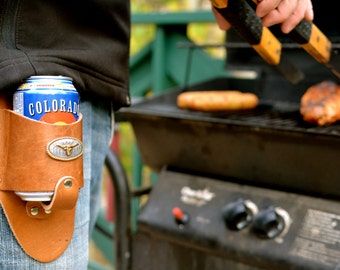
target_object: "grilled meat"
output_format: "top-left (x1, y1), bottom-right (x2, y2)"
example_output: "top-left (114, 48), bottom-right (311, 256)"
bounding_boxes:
top-left (177, 91), bottom-right (258, 111)
top-left (300, 81), bottom-right (340, 126)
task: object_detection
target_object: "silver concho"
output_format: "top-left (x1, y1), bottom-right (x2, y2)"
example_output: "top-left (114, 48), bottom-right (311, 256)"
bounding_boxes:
top-left (47, 137), bottom-right (84, 161)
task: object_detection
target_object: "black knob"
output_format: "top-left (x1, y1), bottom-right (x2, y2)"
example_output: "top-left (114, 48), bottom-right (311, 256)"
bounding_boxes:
top-left (222, 199), bottom-right (258, 230)
top-left (252, 207), bottom-right (290, 239)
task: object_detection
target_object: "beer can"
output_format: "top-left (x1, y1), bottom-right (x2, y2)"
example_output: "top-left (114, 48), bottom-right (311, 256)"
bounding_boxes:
top-left (13, 75), bottom-right (79, 124)
top-left (13, 76), bottom-right (80, 201)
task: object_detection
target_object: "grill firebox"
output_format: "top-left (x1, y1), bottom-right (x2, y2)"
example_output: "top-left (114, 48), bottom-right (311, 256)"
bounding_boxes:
top-left (120, 77), bottom-right (340, 198)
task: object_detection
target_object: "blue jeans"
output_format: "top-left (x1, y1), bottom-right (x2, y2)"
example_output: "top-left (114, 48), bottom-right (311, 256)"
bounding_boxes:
top-left (0, 99), bottom-right (113, 269)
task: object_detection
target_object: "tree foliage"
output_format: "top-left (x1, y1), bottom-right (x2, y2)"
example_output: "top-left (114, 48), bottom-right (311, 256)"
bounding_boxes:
top-left (131, 0), bottom-right (226, 58)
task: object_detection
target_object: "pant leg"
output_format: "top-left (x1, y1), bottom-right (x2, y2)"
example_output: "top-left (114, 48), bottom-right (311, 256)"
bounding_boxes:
top-left (0, 98), bottom-right (113, 270)
top-left (84, 99), bottom-right (114, 234)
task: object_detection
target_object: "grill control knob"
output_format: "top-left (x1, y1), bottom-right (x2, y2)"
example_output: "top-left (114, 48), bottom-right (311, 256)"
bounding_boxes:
top-left (222, 199), bottom-right (258, 230)
top-left (252, 206), bottom-right (291, 239)
top-left (172, 207), bottom-right (190, 226)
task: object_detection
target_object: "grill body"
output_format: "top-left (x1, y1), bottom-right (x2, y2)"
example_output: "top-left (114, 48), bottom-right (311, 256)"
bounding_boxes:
top-left (119, 10), bottom-right (340, 268)
top-left (120, 77), bottom-right (340, 269)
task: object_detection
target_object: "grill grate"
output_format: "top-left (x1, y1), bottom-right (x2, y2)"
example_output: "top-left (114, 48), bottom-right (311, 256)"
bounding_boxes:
top-left (180, 101), bottom-right (340, 137)
top-left (129, 102), bottom-right (340, 138)
top-left (125, 87), bottom-right (340, 138)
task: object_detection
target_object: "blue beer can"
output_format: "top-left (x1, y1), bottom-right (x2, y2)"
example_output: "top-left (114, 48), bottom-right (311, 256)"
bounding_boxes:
top-left (13, 76), bottom-right (80, 202)
top-left (13, 75), bottom-right (79, 124)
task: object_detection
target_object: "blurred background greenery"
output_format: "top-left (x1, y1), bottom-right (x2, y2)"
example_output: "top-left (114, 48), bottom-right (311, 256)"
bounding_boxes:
top-left (131, 0), bottom-right (225, 56)
top-left (119, 0), bottom-right (227, 181)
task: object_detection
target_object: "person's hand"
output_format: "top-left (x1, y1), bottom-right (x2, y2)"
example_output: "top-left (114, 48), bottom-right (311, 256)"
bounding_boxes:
top-left (256, 0), bottom-right (314, 33)
top-left (211, 0), bottom-right (314, 33)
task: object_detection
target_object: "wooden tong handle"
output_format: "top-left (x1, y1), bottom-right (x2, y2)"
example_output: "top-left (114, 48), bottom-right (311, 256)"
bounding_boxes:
top-left (288, 20), bottom-right (331, 64)
top-left (251, 0), bottom-right (331, 64)
top-left (210, 0), bottom-right (282, 65)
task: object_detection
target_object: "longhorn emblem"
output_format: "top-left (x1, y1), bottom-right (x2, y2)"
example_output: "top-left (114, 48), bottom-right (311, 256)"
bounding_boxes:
top-left (47, 137), bottom-right (83, 161)
top-left (56, 143), bottom-right (79, 156)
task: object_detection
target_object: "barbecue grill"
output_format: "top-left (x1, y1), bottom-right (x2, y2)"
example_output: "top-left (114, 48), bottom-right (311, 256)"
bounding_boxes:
top-left (118, 4), bottom-right (340, 269)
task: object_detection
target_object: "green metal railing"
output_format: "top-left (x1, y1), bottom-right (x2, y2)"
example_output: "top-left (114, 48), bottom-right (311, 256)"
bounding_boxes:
top-left (130, 10), bottom-right (227, 96)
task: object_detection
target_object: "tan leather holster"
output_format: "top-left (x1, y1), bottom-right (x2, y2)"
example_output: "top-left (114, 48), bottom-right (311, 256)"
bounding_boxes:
top-left (0, 95), bottom-right (84, 262)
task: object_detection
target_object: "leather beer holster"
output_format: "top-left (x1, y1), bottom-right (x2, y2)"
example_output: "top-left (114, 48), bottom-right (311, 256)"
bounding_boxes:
top-left (0, 95), bottom-right (84, 262)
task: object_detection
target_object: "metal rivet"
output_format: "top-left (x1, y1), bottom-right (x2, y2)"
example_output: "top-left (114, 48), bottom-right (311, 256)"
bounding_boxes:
top-left (64, 179), bottom-right (73, 188)
top-left (30, 207), bottom-right (39, 216)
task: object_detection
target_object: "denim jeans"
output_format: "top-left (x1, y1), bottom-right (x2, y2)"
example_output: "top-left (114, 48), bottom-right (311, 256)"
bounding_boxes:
top-left (0, 98), bottom-right (113, 269)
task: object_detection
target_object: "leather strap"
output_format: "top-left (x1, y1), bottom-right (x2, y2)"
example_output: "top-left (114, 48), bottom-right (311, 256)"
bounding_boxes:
top-left (0, 98), bottom-right (84, 262)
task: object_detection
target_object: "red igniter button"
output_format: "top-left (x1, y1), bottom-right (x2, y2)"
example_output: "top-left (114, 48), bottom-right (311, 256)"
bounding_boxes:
top-left (172, 207), bottom-right (190, 225)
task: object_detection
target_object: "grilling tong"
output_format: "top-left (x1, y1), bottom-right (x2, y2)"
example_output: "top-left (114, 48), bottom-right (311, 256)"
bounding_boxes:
top-left (211, 0), bottom-right (340, 83)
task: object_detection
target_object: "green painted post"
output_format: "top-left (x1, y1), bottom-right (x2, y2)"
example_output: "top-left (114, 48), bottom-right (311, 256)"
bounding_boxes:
top-left (152, 26), bottom-right (166, 94)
